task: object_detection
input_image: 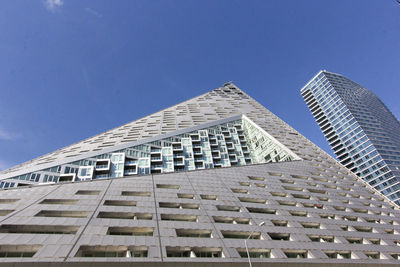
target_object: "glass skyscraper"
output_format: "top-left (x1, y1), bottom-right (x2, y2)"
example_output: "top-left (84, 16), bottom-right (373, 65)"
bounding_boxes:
top-left (301, 70), bottom-right (400, 205)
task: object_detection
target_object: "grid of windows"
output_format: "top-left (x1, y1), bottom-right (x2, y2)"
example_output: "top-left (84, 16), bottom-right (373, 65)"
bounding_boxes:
top-left (302, 70), bottom-right (400, 205)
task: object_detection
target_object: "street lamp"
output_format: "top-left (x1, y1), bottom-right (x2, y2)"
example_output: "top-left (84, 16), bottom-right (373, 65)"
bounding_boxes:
top-left (245, 221), bottom-right (265, 267)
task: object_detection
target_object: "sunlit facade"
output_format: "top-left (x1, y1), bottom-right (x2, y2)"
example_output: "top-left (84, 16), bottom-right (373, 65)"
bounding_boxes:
top-left (0, 83), bottom-right (399, 266)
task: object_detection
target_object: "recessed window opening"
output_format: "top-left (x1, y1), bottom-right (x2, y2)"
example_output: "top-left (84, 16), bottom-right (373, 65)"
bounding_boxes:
top-left (103, 200), bottom-right (136, 206)
top-left (40, 199), bottom-right (78, 205)
top-left (76, 245), bottom-right (148, 257)
top-left (178, 193), bottom-right (195, 199)
top-left (176, 229), bottom-right (212, 238)
top-left (213, 216), bottom-right (250, 224)
top-left (156, 184), bottom-right (180, 189)
top-left (0, 224), bottom-right (78, 234)
top-left (269, 233), bottom-right (290, 241)
top-left (35, 210), bottom-right (89, 218)
top-left (247, 207), bottom-right (276, 214)
top-left (161, 214), bottom-right (197, 222)
top-left (221, 230), bottom-right (262, 239)
top-left (76, 190), bottom-right (100, 195)
top-left (121, 191), bottom-right (151, 197)
top-left (0, 199), bottom-right (19, 204)
top-left (0, 245), bottom-right (41, 258)
top-left (284, 250), bottom-right (308, 258)
top-left (216, 205), bottom-right (241, 212)
top-left (237, 248), bottom-right (270, 258)
top-left (107, 227), bottom-right (153, 236)
top-left (97, 212), bottom-right (152, 220)
top-left (200, 194), bottom-right (217, 200)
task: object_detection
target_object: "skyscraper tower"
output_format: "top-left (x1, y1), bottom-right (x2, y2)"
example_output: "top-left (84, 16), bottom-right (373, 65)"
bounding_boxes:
top-left (0, 83), bottom-right (398, 265)
top-left (301, 70), bottom-right (400, 205)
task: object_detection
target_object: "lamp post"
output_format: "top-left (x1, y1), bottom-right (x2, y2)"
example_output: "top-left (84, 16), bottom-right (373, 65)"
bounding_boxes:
top-left (245, 221), bottom-right (265, 267)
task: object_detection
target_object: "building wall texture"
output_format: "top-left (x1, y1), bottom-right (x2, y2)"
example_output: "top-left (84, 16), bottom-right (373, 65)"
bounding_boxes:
top-left (0, 83), bottom-right (398, 265)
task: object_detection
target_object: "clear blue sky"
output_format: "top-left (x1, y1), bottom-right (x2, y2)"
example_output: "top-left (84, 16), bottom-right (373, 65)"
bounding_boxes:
top-left (0, 0), bottom-right (399, 171)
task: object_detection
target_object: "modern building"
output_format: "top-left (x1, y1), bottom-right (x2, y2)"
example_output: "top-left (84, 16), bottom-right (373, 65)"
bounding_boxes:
top-left (301, 70), bottom-right (400, 206)
top-left (0, 84), bottom-right (399, 266)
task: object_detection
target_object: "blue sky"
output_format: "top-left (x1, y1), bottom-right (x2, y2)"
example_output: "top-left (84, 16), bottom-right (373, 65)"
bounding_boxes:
top-left (0, 0), bottom-right (399, 171)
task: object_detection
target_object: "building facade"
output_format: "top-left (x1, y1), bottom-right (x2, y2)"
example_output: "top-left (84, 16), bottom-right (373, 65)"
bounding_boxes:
top-left (0, 84), bottom-right (399, 265)
top-left (301, 71), bottom-right (400, 206)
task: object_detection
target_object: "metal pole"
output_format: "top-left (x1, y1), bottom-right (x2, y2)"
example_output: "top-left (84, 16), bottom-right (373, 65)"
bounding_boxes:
top-left (245, 221), bottom-right (265, 267)
top-left (245, 228), bottom-right (256, 267)
top-left (245, 238), bottom-right (252, 267)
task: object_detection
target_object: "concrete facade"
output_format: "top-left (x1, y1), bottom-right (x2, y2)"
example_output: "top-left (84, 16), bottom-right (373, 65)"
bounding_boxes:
top-left (0, 84), bottom-right (398, 265)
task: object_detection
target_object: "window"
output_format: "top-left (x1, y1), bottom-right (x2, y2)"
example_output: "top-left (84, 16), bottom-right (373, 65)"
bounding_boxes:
top-left (237, 249), bottom-right (270, 258)
top-left (0, 225), bottom-right (78, 234)
top-left (344, 216), bottom-right (357, 221)
top-left (248, 176), bottom-right (265, 181)
top-left (320, 214), bottom-right (335, 219)
top-left (200, 194), bottom-right (217, 200)
top-left (247, 207), bottom-right (276, 214)
top-left (35, 210), bottom-right (89, 218)
top-left (213, 216), bottom-right (250, 224)
top-left (269, 233), bottom-right (290, 241)
top-left (0, 210), bottom-right (15, 216)
top-left (334, 206), bottom-right (346, 211)
top-left (278, 200), bottom-right (296, 206)
top-left (156, 184), bottom-right (180, 189)
top-left (0, 245), bottom-right (41, 258)
top-left (221, 230), bottom-right (261, 239)
top-left (40, 199), bottom-right (78, 205)
top-left (283, 186), bottom-right (303, 192)
top-left (368, 239), bottom-right (381, 245)
top-left (354, 226), bottom-right (373, 232)
top-left (166, 247), bottom-right (191, 257)
top-left (176, 229), bottom-right (212, 238)
top-left (284, 250), bottom-right (308, 258)
top-left (292, 194), bottom-right (310, 199)
top-left (353, 208), bottom-right (368, 214)
top-left (76, 246), bottom-right (147, 258)
top-left (159, 202), bottom-right (199, 210)
top-left (271, 220), bottom-right (288, 227)
top-left (290, 211), bottom-right (307, 217)
top-left (291, 175), bottom-right (308, 180)
top-left (390, 253), bottom-right (400, 260)
top-left (216, 205), bottom-right (241, 212)
top-left (270, 192), bottom-right (287, 197)
top-left (324, 251), bottom-right (351, 259)
top-left (346, 237), bottom-right (362, 244)
top-left (161, 214), bottom-right (197, 222)
top-left (280, 179), bottom-right (294, 184)
top-left (365, 252), bottom-right (380, 259)
top-left (308, 188), bottom-right (327, 194)
top-left (301, 222), bottom-right (320, 229)
top-left (75, 190), bottom-right (100, 195)
top-left (308, 235), bottom-right (334, 242)
top-left (232, 188), bottom-right (248, 194)
top-left (97, 212), bottom-right (152, 220)
top-left (178, 193), bottom-right (194, 199)
top-left (0, 199), bottom-right (19, 204)
top-left (166, 247), bottom-right (222, 258)
top-left (104, 200), bottom-right (136, 206)
top-left (107, 227), bottom-right (153, 236)
top-left (121, 191), bottom-right (151, 197)
top-left (238, 197), bottom-right (266, 204)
